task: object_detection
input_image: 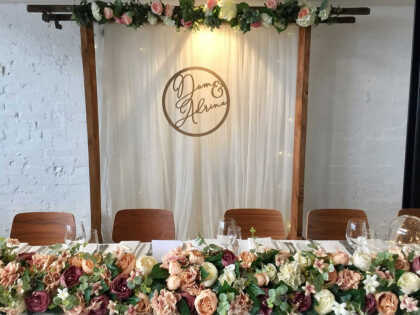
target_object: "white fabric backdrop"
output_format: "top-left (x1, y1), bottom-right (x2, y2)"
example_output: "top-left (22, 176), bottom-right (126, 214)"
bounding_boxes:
top-left (99, 24), bottom-right (298, 241)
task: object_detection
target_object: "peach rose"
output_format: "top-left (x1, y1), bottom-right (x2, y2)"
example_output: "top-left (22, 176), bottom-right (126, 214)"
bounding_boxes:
top-left (331, 251), bottom-right (350, 265)
top-left (229, 292), bottom-right (252, 314)
top-left (376, 292), bottom-right (398, 315)
top-left (32, 254), bottom-right (55, 271)
top-left (188, 250), bottom-right (205, 265)
top-left (117, 253), bottom-right (136, 275)
top-left (43, 271), bottom-right (61, 291)
top-left (275, 251), bottom-right (290, 266)
top-left (164, 4), bottom-right (174, 17)
top-left (194, 289), bottom-right (218, 315)
top-left (395, 257), bottom-right (410, 271)
top-left (135, 292), bottom-right (151, 313)
top-left (69, 256), bottom-right (83, 268)
top-left (166, 275), bottom-right (181, 291)
top-left (239, 251), bottom-right (257, 269)
top-left (255, 272), bottom-right (270, 287)
top-left (82, 259), bottom-right (95, 274)
top-left (0, 262), bottom-right (21, 287)
top-left (337, 269), bottom-right (362, 290)
top-left (207, 0), bottom-right (218, 10)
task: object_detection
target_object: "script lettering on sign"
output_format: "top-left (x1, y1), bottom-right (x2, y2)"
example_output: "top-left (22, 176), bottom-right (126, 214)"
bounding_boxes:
top-left (162, 67), bottom-right (230, 137)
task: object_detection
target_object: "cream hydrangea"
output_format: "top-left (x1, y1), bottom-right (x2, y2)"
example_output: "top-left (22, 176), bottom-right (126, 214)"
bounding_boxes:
top-left (136, 256), bottom-right (157, 276)
top-left (352, 251), bottom-right (372, 271)
top-left (277, 261), bottom-right (304, 290)
top-left (397, 272), bottom-right (420, 294)
top-left (218, 264), bottom-right (236, 286)
top-left (218, 0), bottom-right (237, 21)
top-left (263, 263), bottom-right (277, 281)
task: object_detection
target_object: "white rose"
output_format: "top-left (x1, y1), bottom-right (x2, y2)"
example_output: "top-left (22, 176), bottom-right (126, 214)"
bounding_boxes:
top-left (201, 262), bottom-right (218, 287)
top-left (91, 2), bottom-right (102, 22)
top-left (136, 256), bottom-right (157, 276)
top-left (218, 264), bottom-right (236, 286)
top-left (314, 289), bottom-right (335, 315)
top-left (397, 272), bottom-right (420, 294)
top-left (147, 12), bottom-right (158, 25)
top-left (162, 16), bottom-right (176, 27)
top-left (352, 251), bottom-right (372, 271)
top-left (218, 0), bottom-right (237, 21)
top-left (293, 251), bottom-right (312, 268)
top-left (261, 13), bottom-right (272, 28)
top-left (263, 263), bottom-right (277, 281)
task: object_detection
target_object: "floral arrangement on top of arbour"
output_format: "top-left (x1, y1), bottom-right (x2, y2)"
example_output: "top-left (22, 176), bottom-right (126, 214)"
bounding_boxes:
top-left (72, 0), bottom-right (333, 33)
top-left (0, 237), bottom-right (419, 315)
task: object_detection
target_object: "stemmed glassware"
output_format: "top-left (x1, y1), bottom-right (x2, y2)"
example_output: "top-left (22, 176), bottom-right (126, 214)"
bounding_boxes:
top-left (217, 218), bottom-right (241, 252)
top-left (346, 219), bottom-right (371, 251)
top-left (64, 221), bottom-right (87, 245)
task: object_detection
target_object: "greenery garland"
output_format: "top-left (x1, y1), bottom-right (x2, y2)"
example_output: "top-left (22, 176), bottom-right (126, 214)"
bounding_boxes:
top-left (72, 0), bottom-right (333, 33)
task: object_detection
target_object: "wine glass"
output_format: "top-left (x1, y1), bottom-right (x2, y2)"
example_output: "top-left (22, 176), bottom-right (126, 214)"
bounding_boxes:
top-left (216, 218), bottom-right (237, 249)
top-left (64, 224), bottom-right (76, 245)
top-left (346, 219), bottom-right (368, 251)
top-left (76, 221), bottom-right (87, 243)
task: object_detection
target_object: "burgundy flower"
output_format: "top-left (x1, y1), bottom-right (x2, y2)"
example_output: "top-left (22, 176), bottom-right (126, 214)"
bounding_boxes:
top-left (221, 250), bottom-right (237, 267)
top-left (25, 291), bottom-right (51, 313)
top-left (412, 256), bottom-right (420, 274)
top-left (259, 288), bottom-right (272, 315)
top-left (60, 266), bottom-right (83, 288)
top-left (111, 274), bottom-right (132, 300)
top-left (180, 292), bottom-right (196, 313)
top-left (364, 293), bottom-right (377, 315)
top-left (89, 295), bottom-right (109, 315)
top-left (292, 292), bottom-right (312, 312)
top-left (18, 252), bottom-right (35, 265)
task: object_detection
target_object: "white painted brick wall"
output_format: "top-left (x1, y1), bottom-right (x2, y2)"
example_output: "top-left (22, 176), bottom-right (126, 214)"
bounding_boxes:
top-left (0, 4), bottom-right (90, 236)
top-left (0, 1), bottom-right (414, 238)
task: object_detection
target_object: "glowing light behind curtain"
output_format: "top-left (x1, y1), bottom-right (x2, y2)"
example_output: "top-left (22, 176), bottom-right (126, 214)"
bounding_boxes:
top-left (99, 24), bottom-right (298, 241)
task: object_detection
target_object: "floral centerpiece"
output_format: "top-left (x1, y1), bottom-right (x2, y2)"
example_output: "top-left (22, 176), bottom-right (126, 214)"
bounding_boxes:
top-left (72, 0), bottom-right (333, 33)
top-left (0, 237), bottom-right (419, 314)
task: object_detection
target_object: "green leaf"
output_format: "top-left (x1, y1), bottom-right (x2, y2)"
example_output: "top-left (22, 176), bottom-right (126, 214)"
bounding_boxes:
top-left (150, 264), bottom-right (169, 280)
top-left (246, 282), bottom-right (266, 298)
top-left (200, 266), bottom-right (210, 281)
top-left (177, 298), bottom-right (191, 315)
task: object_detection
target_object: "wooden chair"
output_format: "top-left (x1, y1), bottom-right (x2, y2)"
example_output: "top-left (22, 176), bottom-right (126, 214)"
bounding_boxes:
top-left (10, 212), bottom-right (75, 245)
top-left (112, 209), bottom-right (175, 242)
top-left (306, 209), bottom-right (368, 240)
top-left (224, 209), bottom-right (286, 239)
top-left (398, 209), bottom-right (420, 217)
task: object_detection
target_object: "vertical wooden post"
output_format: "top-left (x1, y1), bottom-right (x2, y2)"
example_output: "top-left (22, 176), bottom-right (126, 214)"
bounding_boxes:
top-left (80, 24), bottom-right (103, 242)
top-left (290, 27), bottom-right (311, 239)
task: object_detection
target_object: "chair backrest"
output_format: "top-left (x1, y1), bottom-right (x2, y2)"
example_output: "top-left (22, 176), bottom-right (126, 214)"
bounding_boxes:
top-left (398, 209), bottom-right (420, 217)
top-left (306, 209), bottom-right (368, 240)
top-left (112, 209), bottom-right (175, 242)
top-left (10, 212), bottom-right (75, 245)
top-left (224, 209), bottom-right (286, 239)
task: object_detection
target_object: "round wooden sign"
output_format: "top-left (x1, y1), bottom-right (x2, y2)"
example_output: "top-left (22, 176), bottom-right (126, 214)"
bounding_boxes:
top-left (162, 67), bottom-right (230, 137)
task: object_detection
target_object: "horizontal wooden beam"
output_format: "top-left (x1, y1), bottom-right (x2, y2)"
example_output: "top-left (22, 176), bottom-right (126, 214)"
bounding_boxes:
top-left (322, 16), bottom-right (356, 24)
top-left (331, 7), bottom-right (370, 15)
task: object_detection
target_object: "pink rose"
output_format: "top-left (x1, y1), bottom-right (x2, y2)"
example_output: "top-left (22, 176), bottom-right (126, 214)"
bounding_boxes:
top-left (104, 7), bottom-right (114, 19)
top-left (181, 19), bottom-right (193, 28)
top-left (337, 269), bottom-right (362, 290)
top-left (265, 0), bottom-right (277, 10)
top-left (251, 21), bottom-right (262, 28)
top-left (164, 4), bottom-right (174, 17)
top-left (114, 17), bottom-right (122, 24)
top-left (120, 13), bottom-right (132, 25)
top-left (207, 0), bottom-right (218, 10)
top-left (298, 7), bottom-right (310, 19)
top-left (411, 256), bottom-right (420, 274)
top-left (151, 1), bottom-right (163, 15)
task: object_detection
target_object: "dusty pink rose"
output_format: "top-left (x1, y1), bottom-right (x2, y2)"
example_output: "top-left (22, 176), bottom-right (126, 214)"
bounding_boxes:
top-left (251, 21), bottom-right (262, 28)
top-left (331, 251), bottom-right (350, 265)
top-left (162, 246), bottom-right (187, 268)
top-left (169, 260), bottom-right (182, 275)
top-left (181, 19), bottom-right (193, 28)
top-left (229, 292), bottom-right (252, 314)
top-left (412, 256), bottom-right (420, 274)
top-left (25, 291), bottom-right (50, 313)
top-left (164, 4), bottom-right (174, 17)
top-left (151, 0), bottom-right (163, 15)
top-left (88, 295), bottom-right (109, 315)
top-left (376, 292), bottom-right (398, 315)
top-left (166, 275), bottom-right (181, 291)
top-left (337, 269), bottom-right (362, 290)
top-left (18, 252), bottom-right (35, 265)
top-left (395, 257), bottom-right (410, 271)
top-left (195, 289), bottom-right (218, 315)
top-left (265, 0), bottom-right (278, 9)
top-left (207, 0), bottom-right (218, 10)
top-left (104, 7), bottom-right (114, 19)
top-left (188, 250), bottom-right (205, 265)
top-left (120, 13), bottom-right (132, 25)
top-left (151, 289), bottom-right (180, 315)
top-left (400, 295), bottom-right (418, 313)
top-left (255, 272), bottom-right (270, 287)
top-left (180, 266), bottom-right (200, 296)
top-left (275, 251), bottom-right (290, 266)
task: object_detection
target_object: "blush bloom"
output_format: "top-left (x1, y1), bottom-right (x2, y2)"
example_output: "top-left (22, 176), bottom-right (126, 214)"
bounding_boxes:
top-left (151, 1), bottom-right (163, 15)
top-left (207, 0), bottom-right (218, 10)
top-left (265, 0), bottom-right (277, 9)
top-left (412, 256), bottom-right (420, 274)
top-left (164, 4), bottom-right (174, 17)
top-left (120, 13), bottom-right (132, 25)
top-left (104, 7), bottom-right (114, 19)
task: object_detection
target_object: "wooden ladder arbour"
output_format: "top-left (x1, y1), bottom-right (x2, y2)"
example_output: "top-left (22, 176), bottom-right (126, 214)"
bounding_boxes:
top-left (27, 5), bottom-right (370, 240)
